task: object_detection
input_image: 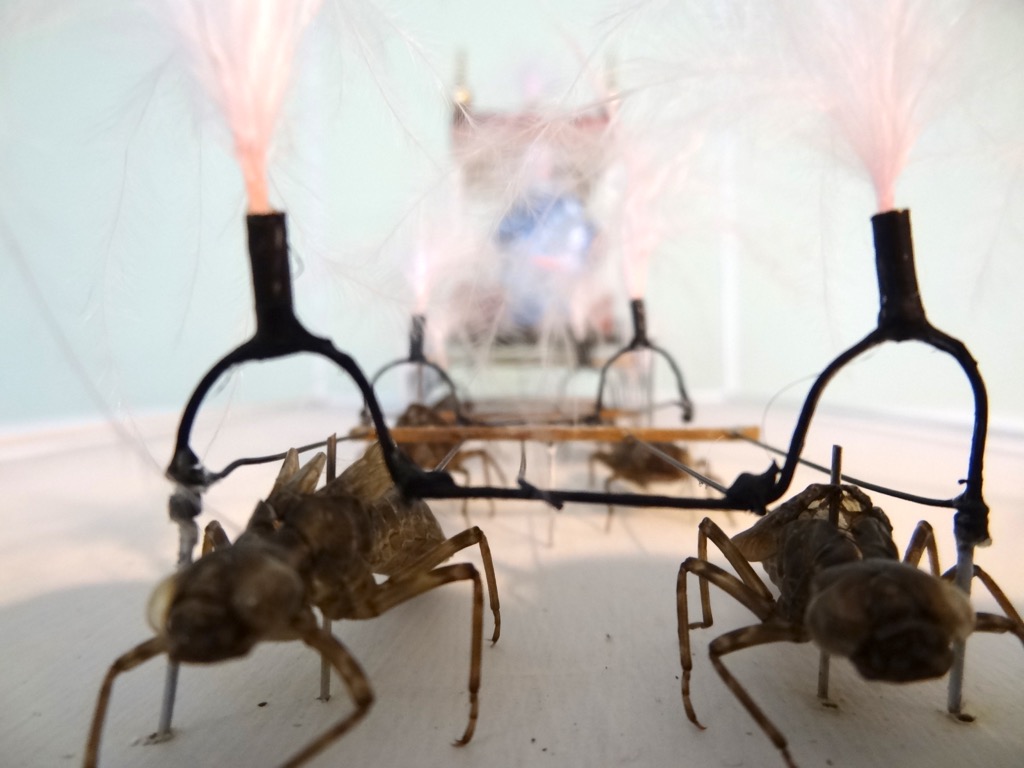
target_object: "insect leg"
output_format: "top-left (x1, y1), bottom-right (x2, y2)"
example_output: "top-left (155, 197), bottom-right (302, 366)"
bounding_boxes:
top-left (902, 521), bottom-right (940, 575)
top-left (973, 613), bottom-right (1024, 645)
top-left (446, 465), bottom-right (472, 525)
top-left (943, 564), bottom-right (1024, 628)
top-left (84, 637), bottom-right (166, 768)
top-left (283, 624), bottom-right (374, 768)
top-left (708, 624), bottom-right (808, 768)
top-left (587, 452), bottom-right (599, 488)
top-left (677, 558), bottom-right (775, 728)
top-left (392, 527), bottom-right (501, 644)
top-left (460, 448), bottom-right (508, 517)
top-left (693, 517), bottom-right (775, 628)
top-left (371, 563), bottom-right (485, 745)
top-left (941, 567), bottom-right (1024, 709)
top-left (603, 473), bottom-right (618, 531)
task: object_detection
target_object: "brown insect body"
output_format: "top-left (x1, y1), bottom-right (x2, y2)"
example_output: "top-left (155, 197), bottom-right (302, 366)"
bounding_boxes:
top-left (155, 536), bottom-right (312, 663)
top-left (678, 482), bottom-right (1024, 768)
top-left (331, 441), bottom-right (446, 577)
top-left (395, 402), bottom-right (461, 470)
top-left (589, 437), bottom-right (719, 529)
top-left (808, 559), bottom-right (971, 683)
top-left (589, 437), bottom-right (696, 489)
top-left (395, 401), bottom-right (507, 520)
top-left (86, 443), bottom-right (501, 768)
top-left (732, 484), bottom-right (900, 623)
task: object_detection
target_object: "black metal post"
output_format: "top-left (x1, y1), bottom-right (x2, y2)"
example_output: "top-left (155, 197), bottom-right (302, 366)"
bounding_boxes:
top-left (629, 298), bottom-right (649, 347)
top-left (589, 298), bottom-right (694, 423)
top-left (408, 313), bottom-right (426, 362)
top-left (166, 213), bottom-right (425, 494)
top-left (872, 210), bottom-right (928, 334)
top-left (247, 213), bottom-right (301, 342)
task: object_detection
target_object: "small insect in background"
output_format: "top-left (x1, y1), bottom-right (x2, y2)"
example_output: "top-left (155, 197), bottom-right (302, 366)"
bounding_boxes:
top-left (84, 440), bottom-right (501, 768)
top-left (588, 436), bottom-right (720, 530)
top-left (394, 400), bottom-right (508, 522)
top-left (676, 481), bottom-right (1024, 768)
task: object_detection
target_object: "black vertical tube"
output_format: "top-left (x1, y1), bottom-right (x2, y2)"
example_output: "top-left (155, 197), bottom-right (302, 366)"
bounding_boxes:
top-left (247, 213), bottom-right (297, 342)
top-left (629, 298), bottom-right (649, 347)
top-left (409, 314), bottom-right (427, 362)
top-left (872, 209), bottom-right (928, 335)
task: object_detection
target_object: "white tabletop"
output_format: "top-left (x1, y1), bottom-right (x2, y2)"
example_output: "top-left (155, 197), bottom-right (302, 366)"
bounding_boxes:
top-left (2, 402), bottom-right (1022, 768)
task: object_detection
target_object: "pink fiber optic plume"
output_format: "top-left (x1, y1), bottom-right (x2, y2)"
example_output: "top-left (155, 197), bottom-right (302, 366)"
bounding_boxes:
top-left (175, 0), bottom-right (324, 213)
top-left (782, 0), bottom-right (964, 212)
top-left (604, 91), bottom-right (697, 300)
top-left (619, 145), bottom-right (677, 299)
top-left (409, 185), bottom-right (467, 315)
top-left (412, 241), bottom-right (430, 314)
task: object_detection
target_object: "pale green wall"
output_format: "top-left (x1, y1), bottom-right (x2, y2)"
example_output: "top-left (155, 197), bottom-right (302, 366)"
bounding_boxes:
top-left (2, 1), bottom-right (1023, 433)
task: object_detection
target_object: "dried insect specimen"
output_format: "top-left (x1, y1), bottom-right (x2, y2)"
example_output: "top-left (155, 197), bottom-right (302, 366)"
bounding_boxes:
top-left (395, 402), bottom-right (507, 521)
top-left (85, 443), bottom-right (501, 768)
top-left (589, 437), bottom-right (718, 528)
top-left (677, 482), bottom-right (1024, 768)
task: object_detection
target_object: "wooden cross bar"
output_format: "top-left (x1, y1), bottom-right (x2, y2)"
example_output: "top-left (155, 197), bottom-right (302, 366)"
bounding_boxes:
top-left (352, 424), bottom-right (760, 444)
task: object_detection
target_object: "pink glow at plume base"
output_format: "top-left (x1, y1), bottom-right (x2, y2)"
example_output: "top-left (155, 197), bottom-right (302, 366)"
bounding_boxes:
top-left (409, 187), bottom-right (469, 317)
top-left (412, 244), bottom-right (430, 315)
top-left (173, 0), bottom-right (324, 213)
top-left (240, 155), bottom-right (271, 215)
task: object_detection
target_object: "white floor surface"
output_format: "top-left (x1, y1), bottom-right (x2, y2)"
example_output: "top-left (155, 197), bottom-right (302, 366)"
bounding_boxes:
top-left (2, 402), bottom-right (1023, 768)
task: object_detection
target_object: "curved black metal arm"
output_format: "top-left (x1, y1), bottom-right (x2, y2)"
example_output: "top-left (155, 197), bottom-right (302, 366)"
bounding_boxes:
top-left (167, 211), bottom-right (989, 543)
top-left (589, 298), bottom-right (694, 423)
top-left (165, 214), bottom-right (446, 496)
top-left (406, 211), bottom-right (991, 539)
top-left (360, 314), bottom-right (474, 425)
top-left (724, 210), bottom-right (989, 545)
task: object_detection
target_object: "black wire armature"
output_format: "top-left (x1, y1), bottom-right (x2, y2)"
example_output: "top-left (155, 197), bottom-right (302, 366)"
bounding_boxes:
top-left (720, 210), bottom-right (989, 548)
top-left (164, 213), bottom-right (453, 499)
top-left (360, 313), bottom-right (474, 425)
top-left (586, 298), bottom-right (695, 423)
top-left (401, 211), bottom-right (991, 553)
top-left (207, 435), bottom-right (362, 484)
top-left (167, 211), bottom-right (989, 547)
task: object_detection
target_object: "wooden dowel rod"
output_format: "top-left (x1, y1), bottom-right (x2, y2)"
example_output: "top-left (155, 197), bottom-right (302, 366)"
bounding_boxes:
top-left (351, 425), bottom-right (759, 444)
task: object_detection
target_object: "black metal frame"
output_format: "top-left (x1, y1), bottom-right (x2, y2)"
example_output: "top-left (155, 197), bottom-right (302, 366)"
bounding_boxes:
top-left (586, 298), bottom-right (695, 423)
top-left (400, 212), bottom-right (990, 545)
top-left (166, 212), bottom-right (989, 537)
top-left (165, 213), bottom-right (440, 498)
top-left (359, 313), bottom-right (472, 425)
top-left (719, 210), bottom-right (989, 546)
top-left (159, 208), bottom-right (988, 729)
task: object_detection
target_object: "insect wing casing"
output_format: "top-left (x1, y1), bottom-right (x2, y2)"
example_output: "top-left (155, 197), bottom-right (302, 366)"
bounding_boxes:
top-left (730, 483), bottom-right (836, 565)
top-left (335, 442), bottom-right (396, 502)
top-left (805, 560), bottom-right (974, 683)
top-left (324, 440), bottom-right (446, 576)
top-left (366, 488), bottom-right (446, 576)
top-left (848, 511), bottom-right (899, 561)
